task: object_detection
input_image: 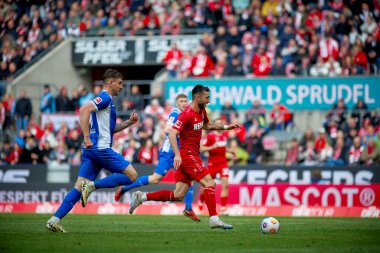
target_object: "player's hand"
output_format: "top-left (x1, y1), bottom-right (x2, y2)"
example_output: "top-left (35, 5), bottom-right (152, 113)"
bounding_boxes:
top-left (84, 137), bottom-right (93, 149)
top-left (173, 154), bottom-right (182, 170)
top-left (129, 109), bottom-right (140, 125)
top-left (225, 123), bottom-right (242, 130)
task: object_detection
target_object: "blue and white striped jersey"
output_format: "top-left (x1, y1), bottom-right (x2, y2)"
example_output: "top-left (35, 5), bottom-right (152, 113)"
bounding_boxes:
top-left (89, 90), bottom-right (116, 149)
top-left (160, 108), bottom-right (181, 155)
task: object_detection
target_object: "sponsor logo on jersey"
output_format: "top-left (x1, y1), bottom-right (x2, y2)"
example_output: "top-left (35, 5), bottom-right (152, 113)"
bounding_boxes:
top-left (94, 97), bottom-right (103, 104)
top-left (167, 116), bottom-right (175, 124)
top-left (193, 122), bottom-right (203, 130)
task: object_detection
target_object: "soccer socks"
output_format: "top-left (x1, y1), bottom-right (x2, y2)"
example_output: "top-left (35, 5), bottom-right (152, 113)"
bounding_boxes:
top-left (147, 190), bottom-right (174, 201)
top-left (121, 175), bottom-right (149, 193)
top-left (53, 188), bottom-right (81, 219)
top-left (94, 173), bottom-right (133, 189)
top-left (198, 193), bottom-right (204, 210)
top-left (184, 185), bottom-right (194, 210)
top-left (221, 196), bottom-right (228, 209)
top-left (204, 186), bottom-right (217, 217)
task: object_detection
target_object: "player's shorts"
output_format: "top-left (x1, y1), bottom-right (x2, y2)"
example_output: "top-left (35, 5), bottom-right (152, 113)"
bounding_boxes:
top-left (155, 152), bottom-right (174, 176)
top-left (175, 149), bottom-right (210, 186)
top-left (208, 162), bottom-right (229, 179)
top-left (78, 148), bottom-right (131, 181)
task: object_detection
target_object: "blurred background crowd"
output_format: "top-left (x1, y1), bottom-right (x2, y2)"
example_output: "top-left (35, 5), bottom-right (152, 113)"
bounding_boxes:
top-left (1, 0), bottom-right (379, 80)
top-left (1, 82), bottom-right (379, 166)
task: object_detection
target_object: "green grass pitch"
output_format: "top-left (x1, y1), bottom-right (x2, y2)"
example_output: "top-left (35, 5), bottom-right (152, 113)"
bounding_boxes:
top-left (0, 214), bottom-right (379, 253)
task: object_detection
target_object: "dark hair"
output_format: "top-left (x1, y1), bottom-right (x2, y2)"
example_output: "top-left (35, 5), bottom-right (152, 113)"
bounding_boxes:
top-left (103, 69), bottom-right (123, 83)
top-left (192, 84), bottom-right (210, 99)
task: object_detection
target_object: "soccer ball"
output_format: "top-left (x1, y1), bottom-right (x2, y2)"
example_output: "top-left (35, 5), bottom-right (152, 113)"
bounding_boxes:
top-left (261, 217), bottom-right (280, 234)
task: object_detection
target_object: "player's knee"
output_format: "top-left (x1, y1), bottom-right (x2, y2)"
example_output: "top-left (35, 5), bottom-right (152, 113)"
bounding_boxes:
top-left (129, 171), bottom-right (138, 182)
top-left (204, 179), bottom-right (216, 188)
top-left (150, 177), bottom-right (161, 184)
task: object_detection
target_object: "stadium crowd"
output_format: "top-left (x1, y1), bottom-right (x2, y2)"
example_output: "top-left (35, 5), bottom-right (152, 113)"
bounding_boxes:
top-left (1, 0), bottom-right (380, 80)
top-left (1, 83), bottom-right (379, 166)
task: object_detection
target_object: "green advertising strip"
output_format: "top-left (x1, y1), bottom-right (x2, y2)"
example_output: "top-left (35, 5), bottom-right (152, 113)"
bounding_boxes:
top-left (165, 77), bottom-right (380, 110)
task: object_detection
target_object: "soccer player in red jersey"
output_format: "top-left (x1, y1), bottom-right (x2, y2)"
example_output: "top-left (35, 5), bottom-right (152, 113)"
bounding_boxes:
top-left (129, 85), bottom-right (240, 229)
top-left (199, 118), bottom-right (230, 215)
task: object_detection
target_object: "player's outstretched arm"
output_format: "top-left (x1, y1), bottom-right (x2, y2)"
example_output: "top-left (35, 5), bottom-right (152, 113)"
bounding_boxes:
top-left (79, 102), bottom-right (97, 148)
top-left (203, 121), bottom-right (242, 131)
top-left (114, 109), bottom-right (140, 133)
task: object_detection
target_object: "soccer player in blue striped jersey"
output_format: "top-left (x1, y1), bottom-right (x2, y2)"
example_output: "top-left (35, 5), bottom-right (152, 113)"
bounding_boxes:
top-left (114, 94), bottom-right (200, 221)
top-left (46, 69), bottom-right (140, 232)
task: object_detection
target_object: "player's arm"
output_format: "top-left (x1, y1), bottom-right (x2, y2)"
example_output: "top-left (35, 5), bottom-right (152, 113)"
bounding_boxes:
top-left (79, 101), bottom-right (97, 148)
top-left (203, 121), bottom-right (242, 131)
top-left (168, 127), bottom-right (181, 169)
top-left (114, 109), bottom-right (140, 133)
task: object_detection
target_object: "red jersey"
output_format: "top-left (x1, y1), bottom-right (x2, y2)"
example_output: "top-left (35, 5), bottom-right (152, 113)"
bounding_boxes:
top-left (172, 105), bottom-right (209, 155)
top-left (202, 131), bottom-right (228, 165)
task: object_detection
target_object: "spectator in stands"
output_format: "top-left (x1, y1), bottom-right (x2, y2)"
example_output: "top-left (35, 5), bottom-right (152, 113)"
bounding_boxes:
top-left (310, 57), bottom-right (329, 77)
top-left (19, 137), bottom-right (40, 164)
top-left (40, 141), bottom-right (57, 163)
top-left (252, 46), bottom-right (271, 76)
top-left (138, 138), bottom-right (158, 164)
top-left (223, 56), bottom-right (244, 76)
top-left (1, 92), bottom-right (14, 132)
top-left (162, 43), bottom-right (183, 78)
top-left (352, 99), bottom-right (370, 123)
top-left (327, 137), bottom-right (347, 166)
top-left (269, 103), bottom-right (293, 131)
top-left (129, 85), bottom-right (144, 111)
top-left (244, 100), bottom-right (266, 128)
top-left (315, 127), bottom-right (328, 154)
top-left (66, 128), bottom-right (82, 161)
top-left (0, 140), bottom-right (12, 165)
top-left (319, 34), bottom-right (339, 62)
top-left (55, 86), bottom-right (71, 112)
top-left (227, 138), bottom-right (249, 165)
top-left (40, 84), bottom-right (56, 114)
top-left (299, 128), bottom-right (315, 152)
top-left (78, 87), bottom-right (93, 107)
top-left (144, 99), bottom-right (164, 120)
top-left (285, 138), bottom-right (299, 166)
top-left (70, 89), bottom-right (80, 112)
top-left (14, 89), bottom-right (32, 132)
top-left (360, 138), bottom-right (380, 166)
top-left (300, 140), bottom-right (318, 166)
top-left (245, 125), bottom-right (264, 164)
top-left (270, 57), bottom-right (286, 76)
top-left (325, 98), bottom-right (347, 128)
top-left (190, 46), bottom-right (215, 77)
top-left (349, 137), bottom-right (364, 166)
top-left (123, 138), bottom-right (140, 163)
top-left (220, 99), bottom-right (238, 123)
top-left (319, 140), bottom-right (333, 165)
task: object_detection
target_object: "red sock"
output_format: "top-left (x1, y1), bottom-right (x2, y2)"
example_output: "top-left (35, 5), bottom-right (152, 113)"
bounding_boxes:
top-left (146, 190), bottom-right (174, 202)
top-left (199, 193), bottom-right (204, 204)
top-left (204, 186), bottom-right (217, 216)
top-left (221, 196), bottom-right (228, 208)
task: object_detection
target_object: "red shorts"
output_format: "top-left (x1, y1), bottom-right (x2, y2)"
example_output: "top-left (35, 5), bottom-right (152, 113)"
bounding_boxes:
top-left (208, 162), bottom-right (229, 179)
top-left (175, 149), bottom-right (210, 186)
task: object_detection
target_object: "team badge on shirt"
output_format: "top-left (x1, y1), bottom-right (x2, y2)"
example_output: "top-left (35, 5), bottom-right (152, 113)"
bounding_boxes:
top-left (167, 116), bottom-right (175, 124)
top-left (94, 97), bottom-right (103, 104)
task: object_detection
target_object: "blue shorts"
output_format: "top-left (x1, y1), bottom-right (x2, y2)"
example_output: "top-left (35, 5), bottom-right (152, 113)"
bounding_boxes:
top-left (78, 148), bottom-right (131, 181)
top-left (155, 152), bottom-right (174, 176)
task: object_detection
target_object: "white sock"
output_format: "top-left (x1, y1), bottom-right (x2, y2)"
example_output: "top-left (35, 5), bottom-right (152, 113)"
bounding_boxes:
top-left (49, 216), bottom-right (60, 223)
top-left (142, 193), bottom-right (147, 201)
top-left (210, 215), bottom-right (219, 221)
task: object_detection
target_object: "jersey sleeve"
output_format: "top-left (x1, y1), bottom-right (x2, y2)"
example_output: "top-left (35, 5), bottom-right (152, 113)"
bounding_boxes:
top-left (172, 111), bottom-right (190, 132)
top-left (166, 111), bottom-right (179, 126)
top-left (91, 93), bottom-right (111, 111)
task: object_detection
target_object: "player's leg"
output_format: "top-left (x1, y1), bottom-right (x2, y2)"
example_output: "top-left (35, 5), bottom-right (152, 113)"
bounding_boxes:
top-left (46, 151), bottom-right (99, 232)
top-left (220, 177), bottom-right (229, 214)
top-left (198, 174), bottom-right (233, 229)
top-left (129, 181), bottom-right (190, 214)
top-left (81, 149), bottom-right (138, 206)
top-left (115, 173), bottom-right (163, 201)
top-left (115, 154), bottom-right (172, 200)
top-left (183, 183), bottom-right (201, 221)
